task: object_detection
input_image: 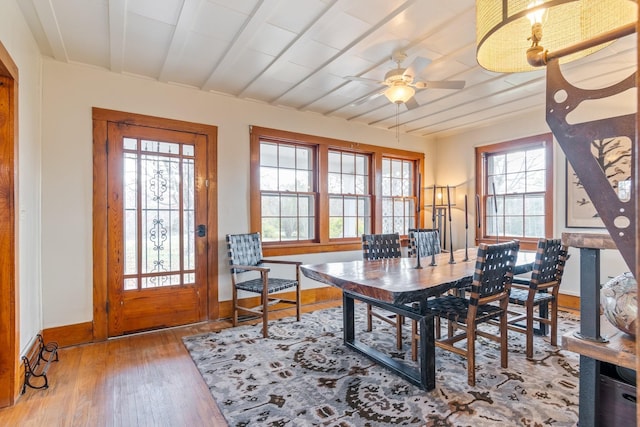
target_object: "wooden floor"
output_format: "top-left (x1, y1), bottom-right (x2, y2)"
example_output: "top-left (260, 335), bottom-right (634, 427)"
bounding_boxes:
top-left (0, 300), bottom-right (341, 427)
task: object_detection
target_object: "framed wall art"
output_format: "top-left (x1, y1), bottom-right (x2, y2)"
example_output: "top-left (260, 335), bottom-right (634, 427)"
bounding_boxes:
top-left (565, 137), bottom-right (632, 228)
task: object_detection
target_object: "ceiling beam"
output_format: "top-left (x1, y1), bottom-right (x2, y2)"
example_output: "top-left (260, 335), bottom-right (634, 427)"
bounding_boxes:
top-left (32, 0), bottom-right (68, 62)
top-left (108, 0), bottom-right (127, 73)
top-left (158, 0), bottom-right (204, 83)
top-left (200, 0), bottom-right (285, 92)
top-left (266, 0), bottom-right (421, 105)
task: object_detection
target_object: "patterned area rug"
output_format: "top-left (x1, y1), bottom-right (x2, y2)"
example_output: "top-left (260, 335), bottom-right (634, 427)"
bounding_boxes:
top-left (183, 304), bottom-right (580, 426)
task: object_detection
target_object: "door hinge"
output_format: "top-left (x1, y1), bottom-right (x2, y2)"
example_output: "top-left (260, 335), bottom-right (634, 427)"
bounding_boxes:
top-left (205, 179), bottom-right (209, 188)
top-left (106, 301), bottom-right (109, 313)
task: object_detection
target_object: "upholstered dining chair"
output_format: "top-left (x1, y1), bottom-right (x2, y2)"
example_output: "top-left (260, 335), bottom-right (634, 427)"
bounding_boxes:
top-left (427, 240), bottom-right (520, 386)
top-left (506, 238), bottom-right (568, 359)
top-left (226, 232), bottom-right (301, 338)
top-left (361, 232), bottom-right (404, 350)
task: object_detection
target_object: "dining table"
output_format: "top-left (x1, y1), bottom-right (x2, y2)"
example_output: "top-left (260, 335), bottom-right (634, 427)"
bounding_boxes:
top-left (300, 248), bottom-right (536, 391)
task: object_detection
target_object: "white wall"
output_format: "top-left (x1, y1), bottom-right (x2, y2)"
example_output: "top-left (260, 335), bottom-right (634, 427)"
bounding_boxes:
top-left (0, 1), bottom-right (43, 353)
top-left (435, 104), bottom-right (631, 297)
top-left (40, 59), bottom-right (436, 328)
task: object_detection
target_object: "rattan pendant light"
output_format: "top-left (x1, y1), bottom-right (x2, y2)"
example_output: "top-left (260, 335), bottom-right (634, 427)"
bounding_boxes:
top-left (476, 0), bottom-right (637, 73)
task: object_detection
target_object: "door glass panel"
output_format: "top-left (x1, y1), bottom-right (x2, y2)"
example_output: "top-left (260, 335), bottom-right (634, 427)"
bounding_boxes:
top-left (123, 139), bottom-right (195, 290)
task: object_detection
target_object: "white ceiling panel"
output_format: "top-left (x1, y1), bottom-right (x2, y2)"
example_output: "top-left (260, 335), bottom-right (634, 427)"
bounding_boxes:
top-left (127, 0), bottom-right (183, 25)
top-left (16, 0), bottom-right (636, 138)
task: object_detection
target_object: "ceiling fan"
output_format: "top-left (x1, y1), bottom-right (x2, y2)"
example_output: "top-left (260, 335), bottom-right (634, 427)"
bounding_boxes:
top-left (346, 52), bottom-right (465, 110)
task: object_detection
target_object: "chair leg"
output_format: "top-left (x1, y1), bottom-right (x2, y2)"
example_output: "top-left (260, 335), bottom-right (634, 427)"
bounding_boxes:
top-left (411, 320), bottom-right (418, 361)
top-left (295, 270), bottom-right (301, 321)
top-left (296, 283), bottom-right (301, 321)
top-left (232, 286), bottom-right (238, 327)
top-left (500, 312), bottom-right (508, 369)
top-left (262, 278), bottom-right (269, 338)
top-left (395, 316), bottom-right (403, 350)
top-left (526, 303), bottom-right (534, 359)
top-left (550, 299), bottom-right (558, 347)
top-left (366, 304), bottom-right (373, 331)
top-left (467, 325), bottom-right (476, 386)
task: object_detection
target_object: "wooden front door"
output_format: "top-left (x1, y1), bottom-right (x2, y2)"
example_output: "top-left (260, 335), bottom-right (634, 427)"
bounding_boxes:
top-left (106, 122), bottom-right (209, 336)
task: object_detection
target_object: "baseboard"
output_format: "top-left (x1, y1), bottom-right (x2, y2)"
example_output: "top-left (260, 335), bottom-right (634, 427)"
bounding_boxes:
top-left (42, 287), bottom-right (343, 348)
top-left (217, 286), bottom-right (343, 319)
top-left (558, 293), bottom-right (580, 311)
top-left (15, 332), bottom-right (44, 401)
top-left (42, 322), bottom-right (93, 348)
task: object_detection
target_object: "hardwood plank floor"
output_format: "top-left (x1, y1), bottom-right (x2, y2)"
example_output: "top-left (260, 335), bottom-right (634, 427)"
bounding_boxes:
top-left (0, 300), bottom-right (341, 427)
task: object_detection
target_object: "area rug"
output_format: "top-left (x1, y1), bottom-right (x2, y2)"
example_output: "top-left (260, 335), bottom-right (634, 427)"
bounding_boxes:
top-left (183, 304), bottom-right (580, 426)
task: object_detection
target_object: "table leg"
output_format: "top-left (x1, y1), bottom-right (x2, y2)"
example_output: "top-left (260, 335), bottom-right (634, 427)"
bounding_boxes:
top-left (341, 292), bottom-right (435, 391)
top-left (343, 292), bottom-right (355, 344)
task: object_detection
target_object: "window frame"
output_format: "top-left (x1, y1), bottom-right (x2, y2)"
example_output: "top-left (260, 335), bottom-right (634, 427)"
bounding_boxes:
top-left (250, 126), bottom-right (424, 256)
top-left (475, 133), bottom-right (554, 251)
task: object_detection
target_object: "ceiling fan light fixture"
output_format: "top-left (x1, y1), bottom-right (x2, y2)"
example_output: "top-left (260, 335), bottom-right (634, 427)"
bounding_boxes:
top-left (475, 0), bottom-right (637, 73)
top-left (384, 83), bottom-right (415, 104)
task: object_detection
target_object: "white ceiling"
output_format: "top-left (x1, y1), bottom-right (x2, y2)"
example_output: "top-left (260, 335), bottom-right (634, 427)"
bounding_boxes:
top-left (17, 0), bottom-right (637, 138)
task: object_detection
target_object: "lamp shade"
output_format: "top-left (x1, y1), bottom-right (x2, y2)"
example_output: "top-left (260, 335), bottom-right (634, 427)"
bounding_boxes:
top-left (426, 186), bottom-right (456, 207)
top-left (384, 83), bottom-right (415, 104)
top-left (476, 0), bottom-right (637, 73)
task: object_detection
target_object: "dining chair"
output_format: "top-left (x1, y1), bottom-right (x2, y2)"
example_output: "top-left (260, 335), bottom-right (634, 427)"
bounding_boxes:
top-left (506, 238), bottom-right (568, 359)
top-left (361, 232), bottom-right (404, 350)
top-left (407, 228), bottom-right (441, 258)
top-left (427, 240), bottom-right (520, 386)
top-left (226, 232), bottom-right (302, 338)
top-left (407, 228), bottom-right (441, 361)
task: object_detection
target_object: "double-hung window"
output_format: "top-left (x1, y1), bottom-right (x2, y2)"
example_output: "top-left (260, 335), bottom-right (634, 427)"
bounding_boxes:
top-left (475, 133), bottom-right (553, 250)
top-left (328, 150), bottom-right (371, 238)
top-left (381, 157), bottom-right (417, 235)
top-left (259, 140), bottom-right (315, 242)
top-left (250, 126), bottom-right (424, 255)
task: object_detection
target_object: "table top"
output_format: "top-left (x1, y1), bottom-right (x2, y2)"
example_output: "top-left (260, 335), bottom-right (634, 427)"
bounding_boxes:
top-left (300, 249), bottom-right (536, 305)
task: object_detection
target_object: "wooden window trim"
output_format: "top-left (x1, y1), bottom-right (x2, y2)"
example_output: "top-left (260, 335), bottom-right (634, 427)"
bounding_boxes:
top-left (475, 133), bottom-right (554, 252)
top-left (250, 126), bottom-right (424, 256)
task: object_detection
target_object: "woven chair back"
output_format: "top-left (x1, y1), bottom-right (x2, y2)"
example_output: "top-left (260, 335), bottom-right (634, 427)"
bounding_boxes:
top-left (470, 240), bottom-right (520, 304)
top-left (530, 238), bottom-right (568, 289)
top-left (407, 228), bottom-right (441, 257)
top-left (361, 233), bottom-right (402, 260)
top-left (226, 232), bottom-right (263, 273)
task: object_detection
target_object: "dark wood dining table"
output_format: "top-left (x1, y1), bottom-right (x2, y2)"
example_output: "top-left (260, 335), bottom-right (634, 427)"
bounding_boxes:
top-left (300, 248), bottom-right (536, 391)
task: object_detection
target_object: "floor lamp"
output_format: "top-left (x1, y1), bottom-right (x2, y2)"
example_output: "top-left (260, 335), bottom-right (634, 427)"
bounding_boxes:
top-left (426, 185), bottom-right (456, 250)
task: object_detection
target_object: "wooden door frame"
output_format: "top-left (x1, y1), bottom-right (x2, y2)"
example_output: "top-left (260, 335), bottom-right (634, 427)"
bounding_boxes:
top-left (0, 41), bottom-right (19, 407)
top-left (92, 108), bottom-right (218, 340)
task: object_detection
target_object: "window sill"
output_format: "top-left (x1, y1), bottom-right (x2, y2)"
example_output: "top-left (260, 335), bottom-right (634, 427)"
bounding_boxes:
top-left (263, 241), bottom-right (362, 257)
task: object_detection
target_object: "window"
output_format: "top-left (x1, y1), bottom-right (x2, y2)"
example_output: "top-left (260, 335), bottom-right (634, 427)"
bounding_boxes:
top-left (381, 158), bottom-right (416, 235)
top-left (259, 140), bottom-right (315, 242)
top-left (475, 133), bottom-right (553, 250)
top-left (328, 150), bottom-right (371, 238)
top-left (250, 127), bottom-right (424, 255)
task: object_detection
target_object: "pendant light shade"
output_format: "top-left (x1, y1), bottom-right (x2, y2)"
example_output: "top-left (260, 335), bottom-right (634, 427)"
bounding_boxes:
top-left (476, 0), bottom-right (637, 73)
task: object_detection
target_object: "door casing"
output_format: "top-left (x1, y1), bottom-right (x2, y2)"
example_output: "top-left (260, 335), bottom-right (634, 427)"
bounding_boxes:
top-left (92, 108), bottom-right (218, 341)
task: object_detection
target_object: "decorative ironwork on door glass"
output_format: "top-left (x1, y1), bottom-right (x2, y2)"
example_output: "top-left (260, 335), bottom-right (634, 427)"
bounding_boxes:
top-left (122, 137), bottom-right (196, 290)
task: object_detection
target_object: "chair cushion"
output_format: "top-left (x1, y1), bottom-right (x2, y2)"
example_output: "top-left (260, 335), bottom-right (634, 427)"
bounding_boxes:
top-left (236, 277), bottom-right (298, 294)
top-left (509, 287), bottom-right (555, 306)
top-left (427, 295), bottom-right (503, 324)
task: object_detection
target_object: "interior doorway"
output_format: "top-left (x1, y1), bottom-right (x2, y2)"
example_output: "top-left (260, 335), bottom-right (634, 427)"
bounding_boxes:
top-left (0, 41), bottom-right (19, 407)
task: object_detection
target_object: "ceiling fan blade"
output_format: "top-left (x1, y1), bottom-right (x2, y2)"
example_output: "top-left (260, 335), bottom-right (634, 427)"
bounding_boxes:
top-left (344, 76), bottom-right (384, 86)
top-left (403, 56), bottom-right (432, 80)
top-left (404, 97), bottom-right (420, 110)
top-left (414, 80), bottom-right (465, 90)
